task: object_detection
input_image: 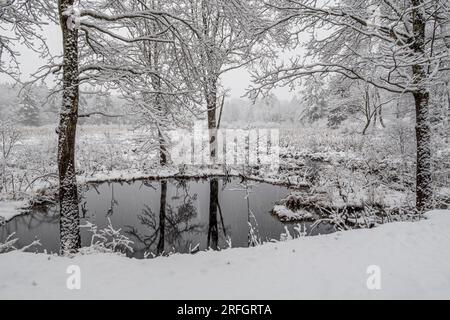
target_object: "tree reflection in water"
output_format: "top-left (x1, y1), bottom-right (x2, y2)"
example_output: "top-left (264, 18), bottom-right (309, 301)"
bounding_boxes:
top-left (1, 177), bottom-right (301, 257)
top-left (0, 206), bottom-right (59, 250)
top-left (208, 178), bottom-right (219, 251)
top-left (126, 180), bottom-right (203, 257)
top-left (1, 207), bottom-right (59, 233)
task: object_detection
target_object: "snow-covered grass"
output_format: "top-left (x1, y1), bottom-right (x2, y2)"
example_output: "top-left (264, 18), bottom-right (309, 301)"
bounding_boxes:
top-left (277, 123), bottom-right (449, 210)
top-left (0, 210), bottom-right (449, 299)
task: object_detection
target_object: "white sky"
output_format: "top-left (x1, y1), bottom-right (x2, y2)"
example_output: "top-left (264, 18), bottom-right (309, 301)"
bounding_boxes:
top-left (0, 23), bottom-right (296, 100)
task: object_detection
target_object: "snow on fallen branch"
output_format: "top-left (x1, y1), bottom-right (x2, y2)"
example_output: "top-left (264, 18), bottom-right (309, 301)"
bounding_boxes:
top-left (272, 205), bottom-right (315, 222)
top-left (79, 112), bottom-right (124, 118)
top-left (0, 232), bottom-right (41, 254)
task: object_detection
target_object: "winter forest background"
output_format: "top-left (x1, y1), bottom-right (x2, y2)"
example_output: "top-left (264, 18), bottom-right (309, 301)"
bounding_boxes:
top-left (0, 0), bottom-right (449, 298)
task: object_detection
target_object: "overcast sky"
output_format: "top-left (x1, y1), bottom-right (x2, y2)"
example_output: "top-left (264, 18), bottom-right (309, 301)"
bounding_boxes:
top-left (0, 23), bottom-right (296, 100)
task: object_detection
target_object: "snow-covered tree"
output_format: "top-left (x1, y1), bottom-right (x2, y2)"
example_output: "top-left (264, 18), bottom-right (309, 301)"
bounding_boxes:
top-left (51, 0), bottom-right (220, 253)
top-left (18, 85), bottom-right (41, 127)
top-left (327, 77), bottom-right (387, 135)
top-left (101, 0), bottom-right (201, 166)
top-left (250, 0), bottom-right (450, 213)
top-left (0, 0), bottom-right (56, 80)
top-left (171, 0), bottom-right (267, 160)
top-left (299, 76), bottom-right (328, 124)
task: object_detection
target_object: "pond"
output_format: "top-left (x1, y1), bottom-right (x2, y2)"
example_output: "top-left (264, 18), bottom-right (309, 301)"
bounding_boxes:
top-left (0, 177), bottom-right (335, 258)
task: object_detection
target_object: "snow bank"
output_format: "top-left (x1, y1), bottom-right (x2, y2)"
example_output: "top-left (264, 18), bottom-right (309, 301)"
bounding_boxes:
top-left (272, 205), bottom-right (314, 222)
top-left (0, 210), bottom-right (449, 299)
top-left (0, 201), bottom-right (27, 224)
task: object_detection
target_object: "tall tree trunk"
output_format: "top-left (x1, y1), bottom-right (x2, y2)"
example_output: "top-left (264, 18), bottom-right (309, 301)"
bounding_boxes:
top-left (58, 0), bottom-right (81, 254)
top-left (412, 0), bottom-right (433, 213)
top-left (157, 180), bottom-right (167, 256)
top-left (446, 81), bottom-right (450, 144)
top-left (413, 89), bottom-right (432, 213)
top-left (362, 88), bottom-right (371, 135)
top-left (373, 103), bottom-right (377, 129)
top-left (158, 127), bottom-right (167, 166)
top-left (395, 103), bottom-right (401, 119)
top-left (200, 0), bottom-right (219, 164)
top-left (378, 106), bottom-right (385, 128)
top-left (207, 79), bottom-right (218, 162)
top-left (362, 119), bottom-right (371, 135)
top-left (149, 0), bottom-right (167, 166)
top-left (208, 178), bottom-right (219, 250)
top-left (154, 78), bottom-right (167, 165)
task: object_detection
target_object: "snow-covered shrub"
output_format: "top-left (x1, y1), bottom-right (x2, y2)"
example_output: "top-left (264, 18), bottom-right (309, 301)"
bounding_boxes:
top-left (0, 125), bottom-right (58, 200)
top-left (0, 232), bottom-right (41, 254)
top-left (280, 224), bottom-right (308, 241)
top-left (248, 221), bottom-right (262, 247)
top-left (0, 120), bottom-right (21, 163)
top-left (80, 218), bottom-right (134, 255)
top-left (0, 120), bottom-right (24, 197)
top-left (386, 119), bottom-right (415, 158)
top-left (0, 233), bottom-right (18, 253)
top-left (279, 226), bottom-right (293, 241)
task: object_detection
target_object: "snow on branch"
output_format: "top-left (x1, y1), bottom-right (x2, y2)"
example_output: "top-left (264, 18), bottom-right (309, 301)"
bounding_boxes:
top-left (248, 0), bottom-right (450, 99)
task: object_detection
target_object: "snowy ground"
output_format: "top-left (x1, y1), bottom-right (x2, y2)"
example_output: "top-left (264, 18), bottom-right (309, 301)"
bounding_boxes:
top-left (1, 210), bottom-right (449, 300)
top-left (0, 201), bottom-right (27, 224)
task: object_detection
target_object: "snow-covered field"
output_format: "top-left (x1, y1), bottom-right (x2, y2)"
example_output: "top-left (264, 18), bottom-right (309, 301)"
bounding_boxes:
top-left (1, 210), bottom-right (449, 300)
top-left (1, 0), bottom-right (449, 303)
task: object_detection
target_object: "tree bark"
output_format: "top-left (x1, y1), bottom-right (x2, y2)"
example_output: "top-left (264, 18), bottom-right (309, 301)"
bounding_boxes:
top-left (413, 88), bottom-right (432, 213)
top-left (446, 81), bottom-right (450, 144)
top-left (155, 83), bottom-right (167, 165)
top-left (58, 0), bottom-right (81, 254)
top-left (148, 1), bottom-right (167, 166)
top-left (207, 79), bottom-right (218, 162)
top-left (362, 119), bottom-right (371, 135)
top-left (207, 178), bottom-right (219, 250)
top-left (378, 106), bottom-right (385, 128)
top-left (157, 180), bottom-right (167, 255)
top-left (373, 106), bottom-right (385, 129)
top-left (373, 106), bottom-right (377, 128)
top-left (158, 128), bottom-right (167, 166)
top-left (200, 0), bottom-right (219, 163)
top-left (154, 75), bottom-right (167, 165)
top-left (412, 0), bottom-right (433, 213)
top-left (362, 89), bottom-right (371, 135)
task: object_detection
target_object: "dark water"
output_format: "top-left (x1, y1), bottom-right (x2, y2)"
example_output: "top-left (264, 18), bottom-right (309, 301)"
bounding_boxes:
top-left (0, 178), bottom-right (335, 258)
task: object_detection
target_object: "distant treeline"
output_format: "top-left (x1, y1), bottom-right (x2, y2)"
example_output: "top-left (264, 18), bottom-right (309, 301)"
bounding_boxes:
top-left (0, 83), bottom-right (129, 126)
